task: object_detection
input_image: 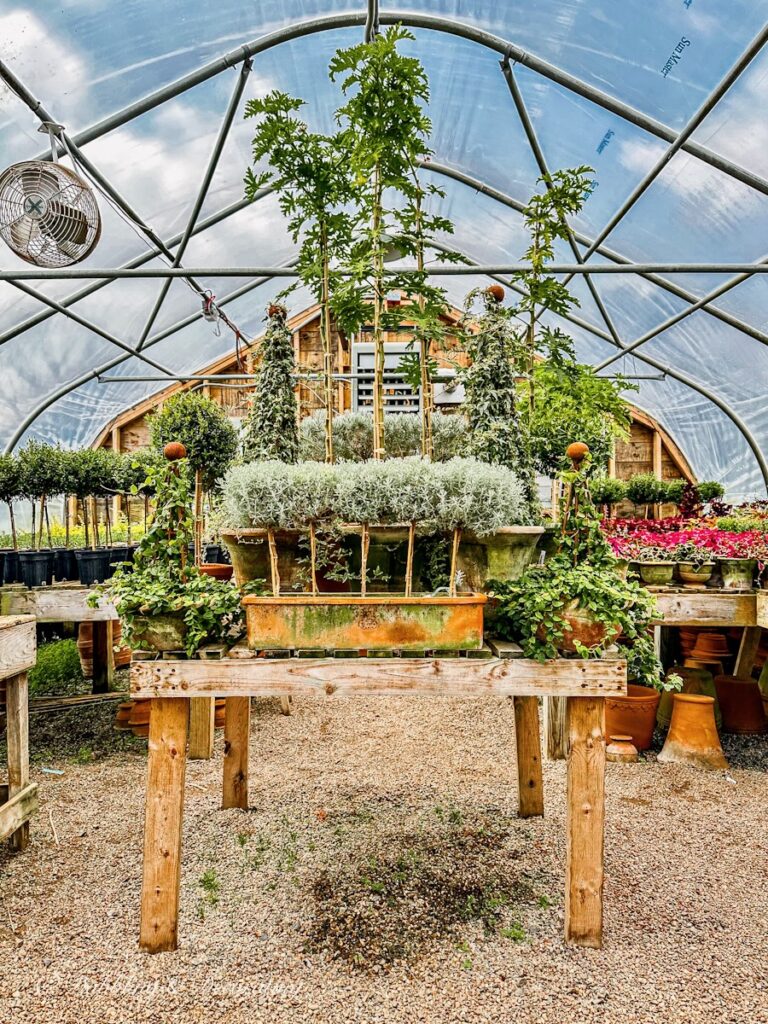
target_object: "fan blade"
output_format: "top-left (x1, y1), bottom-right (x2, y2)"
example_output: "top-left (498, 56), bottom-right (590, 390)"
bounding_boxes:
top-left (19, 165), bottom-right (59, 198)
top-left (9, 217), bottom-right (37, 253)
top-left (43, 200), bottom-right (89, 246)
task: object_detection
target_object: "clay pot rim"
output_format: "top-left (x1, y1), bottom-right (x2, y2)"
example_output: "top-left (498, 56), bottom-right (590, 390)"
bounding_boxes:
top-left (673, 693), bottom-right (714, 705)
top-left (608, 734), bottom-right (634, 742)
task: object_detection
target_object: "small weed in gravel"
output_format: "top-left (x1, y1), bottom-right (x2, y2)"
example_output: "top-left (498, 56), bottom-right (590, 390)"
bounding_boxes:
top-left (197, 868), bottom-right (220, 920)
top-left (307, 814), bottom-right (532, 970)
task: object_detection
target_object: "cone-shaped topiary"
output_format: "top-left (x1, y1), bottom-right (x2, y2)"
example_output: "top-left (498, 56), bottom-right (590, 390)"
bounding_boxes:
top-left (241, 305), bottom-right (299, 464)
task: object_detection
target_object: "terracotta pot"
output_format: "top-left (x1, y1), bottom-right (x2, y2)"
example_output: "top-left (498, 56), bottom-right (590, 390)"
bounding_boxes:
top-left (214, 698), bottom-right (226, 729)
top-left (690, 631), bottom-right (730, 660)
top-left (657, 667), bottom-right (721, 730)
top-left (541, 599), bottom-right (622, 655)
top-left (606, 734), bottom-right (639, 763)
top-left (638, 561), bottom-right (674, 586)
top-left (114, 701), bottom-right (133, 731)
top-left (77, 621), bottom-right (131, 676)
top-left (605, 684), bottom-right (660, 751)
top-left (221, 528), bottom-right (304, 589)
top-left (713, 675), bottom-right (768, 734)
top-left (657, 694), bottom-right (728, 770)
top-left (456, 526), bottom-right (544, 591)
top-left (198, 562), bottom-right (234, 581)
top-left (678, 627), bottom-right (698, 657)
top-left (684, 656), bottom-right (725, 677)
top-left (719, 558), bottom-right (756, 591)
top-left (677, 562), bottom-right (715, 586)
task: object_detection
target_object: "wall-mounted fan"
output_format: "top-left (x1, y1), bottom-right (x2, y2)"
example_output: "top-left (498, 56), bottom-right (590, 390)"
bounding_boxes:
top-left (0, 160), bottom-right (101, 267)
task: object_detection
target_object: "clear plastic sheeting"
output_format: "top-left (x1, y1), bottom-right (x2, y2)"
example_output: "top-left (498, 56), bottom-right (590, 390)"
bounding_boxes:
top-left (0, 1), bottom-right (767, 499)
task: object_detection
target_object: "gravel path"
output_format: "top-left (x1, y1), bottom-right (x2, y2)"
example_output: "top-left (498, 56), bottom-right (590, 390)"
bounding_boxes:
top-left (0, 696), bottom-right (766, 1024)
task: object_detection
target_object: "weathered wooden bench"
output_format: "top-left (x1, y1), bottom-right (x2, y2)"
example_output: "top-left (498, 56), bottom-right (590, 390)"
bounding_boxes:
top-left (130, 652), bottom-right (626, 953)
top-left (0, 615), bottom-right (37, 850)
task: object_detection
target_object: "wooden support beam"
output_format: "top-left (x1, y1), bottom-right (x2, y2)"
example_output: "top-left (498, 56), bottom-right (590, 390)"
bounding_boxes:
top-left (91, 619), bottom-right (116, 694)
top-left (544, 696), bottom-right (568, 760)
top-left (0, 783), bottom-right (38, 844)
top-left (0, 586), bottom-right (118, 623)
top-left (5, 671), bottom-right (31, 850)
top-left (513, 696), bottom-right (544, 817)
top-left (652, 591), bottom-right (757, 627)
top-left (565, 697), bottom-right (606, 948)
top-left (131, 656), bottom-right (627, 700)
top-left (222, 698), bottom-right (250, 810)
top-left (0, 617), bottom-right (36, 681)
top-left (734, 626), bottom-right (762, 680)
top-left (188, 697), bottom-right (215, 760)
top-left (140, 698), bottom-right (188, 953)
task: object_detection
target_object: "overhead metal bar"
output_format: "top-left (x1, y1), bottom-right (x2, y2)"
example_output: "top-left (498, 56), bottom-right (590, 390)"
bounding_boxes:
top-left (7, 264), bottom-right (768, 279)
top-left (26, 12), bottom-right (768, 203)
top-left (499, 59), bottom-right (627, 350)
top-left (365, 0), bottom-right (380, 41)
top-left (7, 280), bottom-right (180, 377)
top-left (422, 160), bottom-right (768, 350)
top-left (133, 58), bottom-right (253, 353)
top-left (3, 265), bottom-right (294, 453)
top-left (573, 23), bottom-right (768, 266)
top-left (0, 188), bottom-right (271, 350)
top-left (593, 252), bottom-right (768, 371)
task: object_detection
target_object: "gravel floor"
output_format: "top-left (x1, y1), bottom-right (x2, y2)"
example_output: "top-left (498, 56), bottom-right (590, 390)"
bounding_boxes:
top-left (0, 696), bottom-right (766, 1024)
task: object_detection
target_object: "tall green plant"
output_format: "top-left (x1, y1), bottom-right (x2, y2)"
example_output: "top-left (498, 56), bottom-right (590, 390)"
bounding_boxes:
top-left (0, 453), bottom-right (21, 550)
top-left (241, 305), bottom-right (299, 464)
top-left (245, 93), bottom-right (356, 462)
top-left (17, 442), bottom-right (65, 549)
top-left (330, 25), bottom-right (459, 459)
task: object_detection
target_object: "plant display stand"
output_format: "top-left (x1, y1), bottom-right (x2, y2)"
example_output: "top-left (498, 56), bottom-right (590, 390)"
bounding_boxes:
top-left (130, 652), bottom-right (626, 953)
top-left (0, 615), bottom-right (37, 850)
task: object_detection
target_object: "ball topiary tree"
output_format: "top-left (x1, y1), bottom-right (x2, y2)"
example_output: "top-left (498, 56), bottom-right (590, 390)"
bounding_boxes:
top-left (0, 453), bottom-right (21, 550)
top-left (149, 392), bottom-right (239, 563)
top-left (241, 305), bottom-right (299, 465)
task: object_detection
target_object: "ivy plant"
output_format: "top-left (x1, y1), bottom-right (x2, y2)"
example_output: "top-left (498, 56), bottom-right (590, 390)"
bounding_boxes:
top-left (91, 455), bottom-right (245, 656)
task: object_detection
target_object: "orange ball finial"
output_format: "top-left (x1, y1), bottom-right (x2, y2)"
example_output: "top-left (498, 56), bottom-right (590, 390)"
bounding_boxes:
top-left (163, 441), bottom-right (187, 461)
top-left (486, 284), bottom-right (505, 303)
top-left (566, 441), bottom-right (590, 466)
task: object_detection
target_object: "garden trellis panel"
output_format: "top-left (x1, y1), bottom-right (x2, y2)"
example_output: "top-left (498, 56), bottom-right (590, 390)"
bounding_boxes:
top-left (2, 2), bottom-right (768, 496)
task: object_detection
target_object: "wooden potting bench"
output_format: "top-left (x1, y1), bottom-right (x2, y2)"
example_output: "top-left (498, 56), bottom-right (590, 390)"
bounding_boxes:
top-left (545, 590), bottom-right (768, 759)
top-left (131, 651), bottom-right (627, 954)
top-left (0, 615), bottom-right (37, 850)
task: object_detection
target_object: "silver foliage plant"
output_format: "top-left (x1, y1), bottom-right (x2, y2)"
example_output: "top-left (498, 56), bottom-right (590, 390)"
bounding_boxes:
top-left (298, 410), bottom-right (469, 463)
top-left (220, 457), bottom-right (530, 534)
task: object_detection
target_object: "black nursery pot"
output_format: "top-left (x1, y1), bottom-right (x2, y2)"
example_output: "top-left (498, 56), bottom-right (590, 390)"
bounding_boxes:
top-left (108, 545), bottom-right (130, 572)
top-left (53, 547), bottom-right (73, 582)
top-left (18, 550), bottom-right (54, 588)
top-left (2, 549), bottom-right (20, 584)
top-left (204, 543), bottom-right (220, 564)
top-left (75, 548), bottom-right (113, 586)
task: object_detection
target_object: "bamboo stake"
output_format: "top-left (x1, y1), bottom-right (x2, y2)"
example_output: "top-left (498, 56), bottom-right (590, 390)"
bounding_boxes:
top-left (64, 495), bottom-right (70, 548)
top-left (320, 227), bottom-right (334, 465)
top-left (360, 523), bottom-right (370, 597)
top-left (414, 188), bottom-right (433, 461)
top-left (44, 504), bottom-right (52, 549)
top-left (91, 497), bottom-right (100, 548)
top-left (37, 495), bottom-right (45, 549)
top-left (267, 527), bottom-right (280, 597)
top-left (371, 166), bottom-right (385, 460)
top-left (449, 526), bottom-right (462, 598)
top-left (193, 469), bottom-right (203, 566)
top-left (8, 502), bottom-right (17, 550)
top-left (405, 521), bottom-right (415, 597)
top-left (309, 521), bottom-right (318, 596)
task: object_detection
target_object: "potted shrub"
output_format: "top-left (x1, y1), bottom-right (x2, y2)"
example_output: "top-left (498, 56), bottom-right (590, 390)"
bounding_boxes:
top-left (626, 473), bottom-right (668, 518)
top-left (68, 449), bottom-right (111, 585)
top-left (91, 446), bottom-right (244, 654)
top-left (0, 452), bottom-right (22, 583)
top-left (16, 442), bottom-right (64, 587)
top-left (149, 391), bottom-right (238, 565)
top-left (590, 475), bottom-right (628, 519)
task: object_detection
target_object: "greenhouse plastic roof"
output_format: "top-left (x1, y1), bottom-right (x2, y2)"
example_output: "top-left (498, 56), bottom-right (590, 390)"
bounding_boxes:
top-left (2, 1), bottom-right (768, 499)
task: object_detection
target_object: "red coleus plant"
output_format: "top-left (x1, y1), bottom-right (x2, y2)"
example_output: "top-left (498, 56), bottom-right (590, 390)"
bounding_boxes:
top-left (604, 522), bottom-right (768, 568)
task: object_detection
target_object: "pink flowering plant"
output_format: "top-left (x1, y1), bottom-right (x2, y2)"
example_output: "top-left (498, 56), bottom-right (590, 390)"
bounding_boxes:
top-left (604, 521), bottom-right (768, 569)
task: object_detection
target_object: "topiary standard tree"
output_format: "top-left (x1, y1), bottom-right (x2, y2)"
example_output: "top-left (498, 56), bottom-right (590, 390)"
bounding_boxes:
top-left (0, 453), bottom-right (21, 550)
top-left (241, 304), bottom-right (299, 465)
top-left (149, 392), bottom-right (239, 563)
top-left (330, 25), bottom-right (460, 459)
top-left (245, 93), bottom-right (356, 463)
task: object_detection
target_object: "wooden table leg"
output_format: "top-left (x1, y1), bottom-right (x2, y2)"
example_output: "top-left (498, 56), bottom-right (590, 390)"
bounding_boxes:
top-left (91, 619), bottom-right (115, 694)
top-left (222, 697), bottom-right (249, 810)
top-left (140, 698), bottom-right (188, 953)
top-left (188, 697), bottom-right (215, 759)
top-left (544, 696), bottom-right (568, 760)
top-left (279, 695), bottom-right (293, 716)
top-left (735, 626), bottom-right (762, 679)
top-left (513, 695), bottom-right (544, 817)
top-left (565, 696), bottom-right (605, 949)
top-left (6, 671), bottom-right (30, 851)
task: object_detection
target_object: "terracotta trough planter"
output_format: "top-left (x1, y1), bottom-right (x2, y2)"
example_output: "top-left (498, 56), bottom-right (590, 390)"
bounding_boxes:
top-left (242, 593), bottom-right (487, 651)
